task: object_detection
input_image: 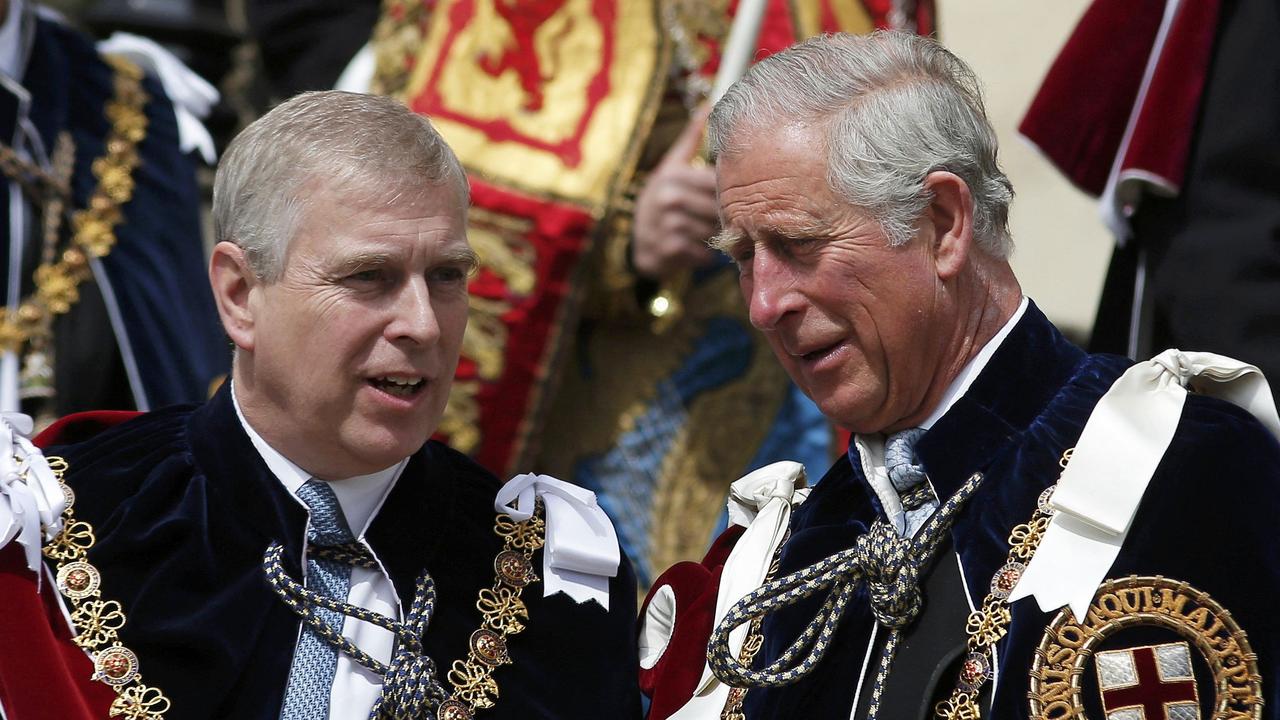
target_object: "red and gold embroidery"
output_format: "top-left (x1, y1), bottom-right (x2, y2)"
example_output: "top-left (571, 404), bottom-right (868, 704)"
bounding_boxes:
top-left (1030, 577), bottom-right (1261, 720)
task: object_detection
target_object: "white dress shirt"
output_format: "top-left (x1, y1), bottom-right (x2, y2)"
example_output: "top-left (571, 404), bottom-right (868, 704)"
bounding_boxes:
top-left (232, 384), bottom-right (406, 719)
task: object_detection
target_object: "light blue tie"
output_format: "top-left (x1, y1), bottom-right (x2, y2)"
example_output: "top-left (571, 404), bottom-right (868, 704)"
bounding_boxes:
top-left (884, 428), bottom-right (940, 538)
top-left (280, 479), bottom-right (356, 720)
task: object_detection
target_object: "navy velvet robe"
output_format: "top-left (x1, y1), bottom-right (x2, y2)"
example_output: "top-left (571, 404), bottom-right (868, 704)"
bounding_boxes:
top-left (4, 14), bottom-right (229, 413)
top-left (46, 386), bottom-right (641, 719)
top-left (737, 303), bottom-right (1280, 719)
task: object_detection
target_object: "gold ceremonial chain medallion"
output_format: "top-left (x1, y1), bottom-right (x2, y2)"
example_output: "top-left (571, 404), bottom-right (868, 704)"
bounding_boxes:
top-left (41, 456), bottom-right (172, 719)
top-left (439, 503), bottom-right (546, 720)
top-left (1030, 576), bottom-right (1262, 720)
top-left (935, 476), bottom-right (1062, 719)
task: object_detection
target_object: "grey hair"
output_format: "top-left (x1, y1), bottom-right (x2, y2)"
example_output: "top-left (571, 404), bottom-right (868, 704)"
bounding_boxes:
top-left (708, 32), bottom-right (1014, 257)
top-left (212, 90), bottom-right (469, 281)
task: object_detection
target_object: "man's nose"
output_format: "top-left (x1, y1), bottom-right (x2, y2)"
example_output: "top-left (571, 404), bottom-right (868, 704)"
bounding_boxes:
top-left (387, 278), bottom-right (442, 344)
top-left (744, 251), bottom-right (801, 331)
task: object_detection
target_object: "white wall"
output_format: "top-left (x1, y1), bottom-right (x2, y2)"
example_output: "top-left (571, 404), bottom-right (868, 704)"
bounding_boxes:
top-left (939, 1), bottom-right (1113, 340)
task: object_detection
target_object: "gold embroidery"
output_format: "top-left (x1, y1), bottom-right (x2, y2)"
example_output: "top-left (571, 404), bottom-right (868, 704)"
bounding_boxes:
top-left (653, 274), bottom-right (793, 577)
top-left (789, 0), bottom-right (874, 39)
top-left (438, 379), bottom-right (480, 455)
top-left (467, 213), bottom-right (537, 296)
top-left (662, 0), bottom-right (731, 108)
top-left (41, 456), bottom-right (171, 717)
top-left (463, 296), bottom-right (512, 382)
top-left (404, 0), bottom-right (666, 210)
top-left (444, 209), bottom-right (535, 458)
top-left (1029, 576), bottom-right (1262, 720)
top-left (369, 0), bottom-right (435, 99)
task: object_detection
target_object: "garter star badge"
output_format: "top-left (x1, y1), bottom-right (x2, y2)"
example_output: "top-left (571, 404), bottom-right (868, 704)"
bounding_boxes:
top-left (1029, 576), bottom-right (1261, 720)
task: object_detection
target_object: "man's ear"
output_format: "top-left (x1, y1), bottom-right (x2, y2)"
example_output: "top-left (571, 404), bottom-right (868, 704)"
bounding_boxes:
top-left (209, 241), bottom-right (260, 352)
top-left (922, 171), bottom-right (975, 281)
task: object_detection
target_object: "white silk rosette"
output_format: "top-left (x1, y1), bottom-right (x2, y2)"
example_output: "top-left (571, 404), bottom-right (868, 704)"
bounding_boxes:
top-left (495, 473), bottom-right (621, 610)
top-left (0, 413), bottom-right (65, 588)
top-left (641, 460), bottom-right (810, 719)
top-left (1010, 349), bottom-right (1280, 620)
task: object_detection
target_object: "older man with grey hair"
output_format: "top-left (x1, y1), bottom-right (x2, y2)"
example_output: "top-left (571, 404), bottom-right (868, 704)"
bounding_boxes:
top-left (638, 32), bottom-right (1280, 720)
top-left (0, 91), bottom-right (639, 720)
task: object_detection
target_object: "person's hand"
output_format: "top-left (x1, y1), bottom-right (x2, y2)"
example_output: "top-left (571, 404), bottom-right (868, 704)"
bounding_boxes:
top-left (631, 107), bottom-right (720, 281)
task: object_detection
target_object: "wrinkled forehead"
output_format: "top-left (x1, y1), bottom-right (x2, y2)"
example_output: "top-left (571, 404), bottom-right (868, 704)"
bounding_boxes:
top-left (301, 167), bottom-right (468, 215)
top-left (715, 124), bottom-right (833, 211)
top-left (277, 178), bottom-right (469, 267)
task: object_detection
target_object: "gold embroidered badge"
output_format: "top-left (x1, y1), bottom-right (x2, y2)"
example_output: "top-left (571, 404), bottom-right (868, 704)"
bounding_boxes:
top-left (1029, 576), bottom-right (1261, 720)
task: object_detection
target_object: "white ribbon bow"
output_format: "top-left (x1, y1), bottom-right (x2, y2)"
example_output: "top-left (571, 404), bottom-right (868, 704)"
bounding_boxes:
top-left (1009, 349), bottom-right (1280, 621)
top-left (666, 461), bottom-right (808, 718)
top-left (0, 412), bottom-right (65, 588)
top-left (97, 32), bottom-right (220, 164)
top-left (494, 474), bottom-right (620, 610)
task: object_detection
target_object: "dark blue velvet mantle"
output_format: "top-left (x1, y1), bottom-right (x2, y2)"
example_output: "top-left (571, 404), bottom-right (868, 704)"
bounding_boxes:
top-left (47, 385), bottom-right (641, 719)
top-left (740, 302), bottom-right (1280, 719)
top-left (9, 16), bottom-right (228, 411)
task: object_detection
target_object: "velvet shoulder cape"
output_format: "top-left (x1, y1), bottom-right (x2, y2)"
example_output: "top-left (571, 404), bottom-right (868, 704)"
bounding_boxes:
top-left (12, 384), bottom-right (639, 719)
top-left (643, 301), bottom-right (1280, 720)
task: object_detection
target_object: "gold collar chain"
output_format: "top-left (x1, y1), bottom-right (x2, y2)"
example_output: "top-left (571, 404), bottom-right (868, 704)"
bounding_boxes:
top-left (41, 455), bottom-right (172, 719)
top-left (934, 449), bottom-right (1072, 720)
top-left (42, 448), bottom-right (549, 720)
top-left (437, 503), bottom-right (546, 719)
top-left (0, 53), bottom-right (148, 357)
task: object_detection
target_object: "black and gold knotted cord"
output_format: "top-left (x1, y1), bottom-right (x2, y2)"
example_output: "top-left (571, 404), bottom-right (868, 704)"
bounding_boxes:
top-left (262, 503), bottom-right (546, 720)
top-left (707, 471), bottom-right (986, 720)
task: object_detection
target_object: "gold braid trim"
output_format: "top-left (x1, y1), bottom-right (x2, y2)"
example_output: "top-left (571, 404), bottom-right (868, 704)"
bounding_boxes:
top-left (437, 503), bottom-right (547, 720)
top-left (41, 456), bottom-right (171, 719)
top-left (0, 54), bottom-right (147, 355)
top-left (368, 0), bottom-right (435, 100)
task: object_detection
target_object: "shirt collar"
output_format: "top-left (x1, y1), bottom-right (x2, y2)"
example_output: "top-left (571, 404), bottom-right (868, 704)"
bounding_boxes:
top-left (917, 296), bottom-right (1029, 430)
top-left (230, 381), bottom-right (406, 539)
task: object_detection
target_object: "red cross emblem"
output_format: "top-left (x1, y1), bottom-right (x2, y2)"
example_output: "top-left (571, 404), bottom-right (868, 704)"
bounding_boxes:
top-left (1095, 642), bottom-right (1200, 720)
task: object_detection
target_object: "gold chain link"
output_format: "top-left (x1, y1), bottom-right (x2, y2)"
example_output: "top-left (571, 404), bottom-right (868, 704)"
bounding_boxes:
top-left (42, 455), bottom-right (171, 719)
top-left (0, 54), bottom-right (147, 356)
top-left (934, 449), bottom-right (1072, 720)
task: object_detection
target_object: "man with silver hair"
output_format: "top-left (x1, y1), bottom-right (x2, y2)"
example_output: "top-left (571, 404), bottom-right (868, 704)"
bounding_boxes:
top-left (0, 91), bottom-right (639, 719)
top-left (639, 32), bottom-right (1280, 720)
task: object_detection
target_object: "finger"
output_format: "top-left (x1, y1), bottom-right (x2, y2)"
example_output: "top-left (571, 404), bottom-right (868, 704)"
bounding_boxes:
top-left (661, 104), bottom-right (712, 167)
top-left (666, 188), bottom-right (720, 225)
top-left (664, 164), bottom-right (718, 193)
